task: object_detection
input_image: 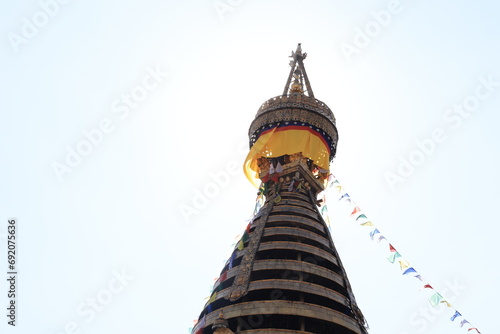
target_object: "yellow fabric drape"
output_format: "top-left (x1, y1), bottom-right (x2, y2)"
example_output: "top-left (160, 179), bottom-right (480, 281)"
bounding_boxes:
top-left (243, 127), bottom-right (278, 187)
top-left (243, 126), bottom-right (330, 187)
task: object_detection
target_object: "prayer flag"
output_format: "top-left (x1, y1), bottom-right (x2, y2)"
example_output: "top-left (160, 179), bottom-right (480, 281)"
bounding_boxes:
top-left (387, 252), bottom-right (401, 263)
top-left (271, 173), bottom-right (279, 183)
top-left (369, 229), bottom-right (380, 239)
top-left (207, 291), bottom-right (217, 304)
top-left (350, 206), bottom-right (361, 216)
top-left (228, 252), bottom-right (236, 270)
top-left (402, 267), bottom-right (417, 275)
top-left (451, 311), bottom-right (462, 321)
top-left (269, 163), bottom-right (275, 174)
top-left (440, 300), bottom-right (452, 307)
top-left (399, 259), bottom-right (410, 270)
top-left (259, 182), bottom-right (268, 195)
top-left (429, 292), bottom-right (443, 307)
top-left (194, 315), bottom-right (206, 334)
top-left (254, 201), bottom-right (262, 214)
top-left (276, 162), bottom-right (284, 173)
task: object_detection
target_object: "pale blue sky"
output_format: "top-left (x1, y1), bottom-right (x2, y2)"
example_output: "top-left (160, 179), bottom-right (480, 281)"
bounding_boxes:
top-left (1, 1), bottom-right (499, 333)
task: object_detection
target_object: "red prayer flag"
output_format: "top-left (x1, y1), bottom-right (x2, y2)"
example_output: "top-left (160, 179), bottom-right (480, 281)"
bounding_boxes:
top-left (350, 206), bottom-right (361, 216)
top-left (271, 173), bottom-right (279, 183)
top-left (194, 315), bottom-right (206, 334)
top-left (389, 244), bottom-right (397, 252)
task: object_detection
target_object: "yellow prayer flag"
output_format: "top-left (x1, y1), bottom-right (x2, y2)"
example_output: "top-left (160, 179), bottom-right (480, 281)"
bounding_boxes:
top-left (325, 215), bottom-right (331, 227)
top-left (440, 300), bottom-right (452, 307)
top-left (399, 259), bottom-right (410, 270)
top-left (207, 291), bottom-right (218, 304)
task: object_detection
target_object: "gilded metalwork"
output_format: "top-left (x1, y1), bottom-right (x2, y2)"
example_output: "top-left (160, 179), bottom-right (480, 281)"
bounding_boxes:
top-left (248, 95), bottom-right (339, 160)
top-left (255, 94), bottom-right (336, 124)
top-left (284, 43), bottom-right (315, 98)
top-left (226, 198), bottom-right (276, 302)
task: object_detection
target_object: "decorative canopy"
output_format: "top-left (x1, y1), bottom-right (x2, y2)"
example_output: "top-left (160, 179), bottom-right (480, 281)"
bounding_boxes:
top-left (244, 44), bottom-right (339, 187)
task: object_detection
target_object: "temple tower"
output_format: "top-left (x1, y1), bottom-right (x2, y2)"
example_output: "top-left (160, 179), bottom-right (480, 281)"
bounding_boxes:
top-left (192, 44), bottom-right (368, 334)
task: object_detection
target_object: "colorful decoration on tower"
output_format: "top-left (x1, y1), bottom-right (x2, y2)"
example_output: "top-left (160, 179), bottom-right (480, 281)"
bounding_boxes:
top-left (192, 315), bottom-right (205, 334)
top-left (197, 217), bottom-right (258, 329)
top-left (318, 175), bottom-right (481, 334)
top-left (244, 123), bottom-right (332, 187)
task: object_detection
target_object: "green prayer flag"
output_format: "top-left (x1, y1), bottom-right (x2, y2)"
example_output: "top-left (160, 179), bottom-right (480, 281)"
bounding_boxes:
top-left (429, 292), bottom-right (443, 307)
top-left (259, 182), bottom-right (268, 195)
top-left (387, 252), bottom-right (401, 263)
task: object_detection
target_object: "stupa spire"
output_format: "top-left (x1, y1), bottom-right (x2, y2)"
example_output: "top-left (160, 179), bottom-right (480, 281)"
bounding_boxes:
top-left (283, 43), bottom-right (315, 97)
top-left (192, 45), bottom-right (368, 334)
